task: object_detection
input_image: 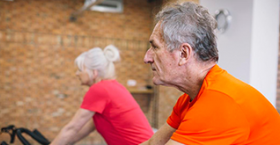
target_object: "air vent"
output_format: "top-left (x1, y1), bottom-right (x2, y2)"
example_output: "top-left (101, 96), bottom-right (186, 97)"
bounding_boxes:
top-left (85, 0), bottom-right (123, 13)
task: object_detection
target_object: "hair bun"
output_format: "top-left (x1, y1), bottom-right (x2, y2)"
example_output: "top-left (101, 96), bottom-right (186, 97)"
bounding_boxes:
top-left (104, 45), bottom-right (120, 62)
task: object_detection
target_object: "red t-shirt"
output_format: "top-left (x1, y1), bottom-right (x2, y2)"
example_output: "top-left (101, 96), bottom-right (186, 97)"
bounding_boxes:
top-left (81, 80), bottom-right (153, 145)
top-left (167, 65), bottom-right (280, 145)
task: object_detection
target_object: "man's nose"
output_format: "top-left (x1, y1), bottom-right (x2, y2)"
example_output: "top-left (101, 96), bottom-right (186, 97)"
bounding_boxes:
top-left (144, 48), bottom-right (154, 64)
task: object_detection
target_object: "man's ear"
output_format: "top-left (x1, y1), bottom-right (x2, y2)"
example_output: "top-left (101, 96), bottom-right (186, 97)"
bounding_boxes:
top-left (179, 43), bottom-right (192, 66)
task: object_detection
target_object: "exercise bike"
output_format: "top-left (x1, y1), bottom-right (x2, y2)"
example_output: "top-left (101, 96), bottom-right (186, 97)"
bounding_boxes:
top-left (0, 125), bottom-right (50, 145)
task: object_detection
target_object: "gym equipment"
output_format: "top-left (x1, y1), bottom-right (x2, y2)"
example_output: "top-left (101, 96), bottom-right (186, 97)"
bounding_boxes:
top-left (0, 125), bottom-right (50, 145)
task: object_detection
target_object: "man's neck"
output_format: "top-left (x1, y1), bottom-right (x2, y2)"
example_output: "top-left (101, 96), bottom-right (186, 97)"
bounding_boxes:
top-left (177, 61), bottom-right (216, 100)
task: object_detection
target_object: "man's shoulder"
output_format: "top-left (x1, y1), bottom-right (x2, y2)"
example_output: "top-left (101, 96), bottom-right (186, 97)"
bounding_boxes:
top-left (204, 68), bottom-right (261, 100)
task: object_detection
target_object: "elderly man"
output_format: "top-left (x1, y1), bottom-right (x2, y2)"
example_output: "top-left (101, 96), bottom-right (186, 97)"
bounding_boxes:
top-left (141, 2), bottom-right (280, 145)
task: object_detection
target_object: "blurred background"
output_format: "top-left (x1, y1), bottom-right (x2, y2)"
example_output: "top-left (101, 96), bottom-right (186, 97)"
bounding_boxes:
top-left (0, 0), bottom-right (279, 144)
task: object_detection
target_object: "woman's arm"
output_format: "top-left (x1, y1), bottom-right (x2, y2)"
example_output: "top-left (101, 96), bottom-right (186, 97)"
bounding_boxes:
top-left (51, 108), bottom-right (95, 145)
top-left (71, 119), bottom-right (96, 143)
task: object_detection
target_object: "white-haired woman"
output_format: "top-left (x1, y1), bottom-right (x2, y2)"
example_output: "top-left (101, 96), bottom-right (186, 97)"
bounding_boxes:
top-left (51, 45), bottom-right (153, 145)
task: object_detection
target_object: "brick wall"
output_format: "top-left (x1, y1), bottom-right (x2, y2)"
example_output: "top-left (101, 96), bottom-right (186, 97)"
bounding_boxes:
top-left (0, 0), bottom-right (157, 144)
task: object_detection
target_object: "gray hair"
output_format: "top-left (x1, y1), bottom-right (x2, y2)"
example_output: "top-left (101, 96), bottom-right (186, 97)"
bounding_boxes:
top-left (75, 45), bottom-right (120, 80)
top-left (155, 2), bottom-right (219, 62)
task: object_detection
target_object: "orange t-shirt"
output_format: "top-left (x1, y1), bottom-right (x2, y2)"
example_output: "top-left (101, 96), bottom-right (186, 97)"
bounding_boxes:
top-left (167, 65), bottom-right (280, 145)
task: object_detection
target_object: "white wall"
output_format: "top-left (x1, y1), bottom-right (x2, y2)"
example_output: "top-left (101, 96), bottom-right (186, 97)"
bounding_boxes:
top-left (200, 0), bottom-right (279, 106)
top-left (250, 0), bottom-right (280, 106)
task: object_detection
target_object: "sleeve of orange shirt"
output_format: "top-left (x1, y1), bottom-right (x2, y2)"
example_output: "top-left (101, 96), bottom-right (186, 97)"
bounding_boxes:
top-left (167, 94), bottom-right (186, 129)
top-left (167, 90), bottom-right (250, 145)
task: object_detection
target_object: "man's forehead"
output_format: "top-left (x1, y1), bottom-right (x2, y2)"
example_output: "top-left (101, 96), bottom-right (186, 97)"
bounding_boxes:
top-left (153, 23), bottom-right (162, 35)
top-left (149, 23), bottom-right (164, 43)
